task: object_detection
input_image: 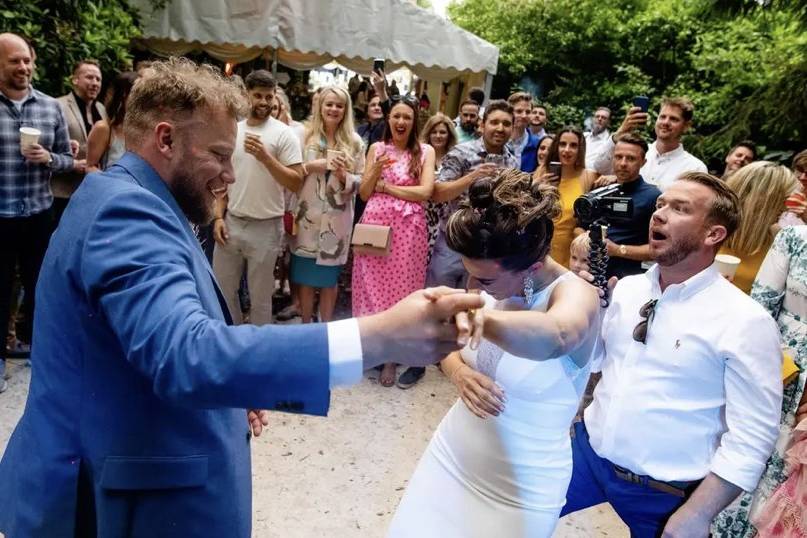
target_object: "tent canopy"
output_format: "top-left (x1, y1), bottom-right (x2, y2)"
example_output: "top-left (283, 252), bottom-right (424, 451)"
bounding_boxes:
top-left (131, 0), bottom-right (499, 80)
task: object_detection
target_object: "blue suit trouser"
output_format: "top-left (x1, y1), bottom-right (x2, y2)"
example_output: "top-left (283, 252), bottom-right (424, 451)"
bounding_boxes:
top-left (561, 421), bottom-right (698, 538)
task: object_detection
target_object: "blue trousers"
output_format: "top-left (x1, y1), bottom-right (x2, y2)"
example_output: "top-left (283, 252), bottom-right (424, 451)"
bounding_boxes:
top-left (561, 421), bottom-right (697, 538)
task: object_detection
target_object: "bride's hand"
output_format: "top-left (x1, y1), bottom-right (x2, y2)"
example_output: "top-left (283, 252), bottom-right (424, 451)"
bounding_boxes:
top-left (449, 364), bottom-right (506, 419)
top-left (424, 288), bottom-right (484, 348)
top-left (247, 409), bottom-right (270, 437)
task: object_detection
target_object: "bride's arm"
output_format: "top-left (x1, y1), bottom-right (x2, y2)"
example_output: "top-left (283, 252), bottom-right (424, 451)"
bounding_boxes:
top-left (482, 277), bottom-right (600, 361)
top-left (441, 352), bottom-right (505, 419)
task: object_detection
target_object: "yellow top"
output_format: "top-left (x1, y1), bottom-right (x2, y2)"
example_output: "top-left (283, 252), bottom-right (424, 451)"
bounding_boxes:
top-left (719, 242), bottom-right (772, 295)
top-left (550, 174), bottom-right (585, 268)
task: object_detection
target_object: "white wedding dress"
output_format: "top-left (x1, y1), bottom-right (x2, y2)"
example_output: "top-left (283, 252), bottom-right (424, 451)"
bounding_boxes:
top-left (387, 272), bottom-right (591, 538)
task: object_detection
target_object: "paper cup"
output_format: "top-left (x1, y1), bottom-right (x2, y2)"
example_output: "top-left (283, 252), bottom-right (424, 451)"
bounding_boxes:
top-left (714, 254), bottom-right (741, 279)
top-left (19, 127), bottom-right (41, 151)
top-left (326, 149), bottom-right (344, 170)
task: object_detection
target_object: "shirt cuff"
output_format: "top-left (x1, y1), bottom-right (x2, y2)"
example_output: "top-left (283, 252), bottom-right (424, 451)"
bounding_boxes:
top-left (327, 318), bottom-right (364, 388)
top-left (710, 447), bottom-right (768, 492)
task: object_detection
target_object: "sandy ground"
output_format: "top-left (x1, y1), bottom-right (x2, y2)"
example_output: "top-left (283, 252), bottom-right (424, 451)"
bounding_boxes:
top-left (0, 359), bottom-right (627, 537)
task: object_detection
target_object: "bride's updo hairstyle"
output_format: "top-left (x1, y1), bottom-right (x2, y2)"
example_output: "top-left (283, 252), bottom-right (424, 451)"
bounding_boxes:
top-left (446, 169), bottom-right (560, 271)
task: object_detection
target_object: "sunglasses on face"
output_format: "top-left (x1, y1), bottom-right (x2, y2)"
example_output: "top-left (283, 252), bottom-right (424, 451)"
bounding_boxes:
top-left (632, 299), bottom-right (658, 344)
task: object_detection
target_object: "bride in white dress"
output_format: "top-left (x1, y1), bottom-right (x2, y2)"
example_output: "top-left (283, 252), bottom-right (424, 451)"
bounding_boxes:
top-left (387, 169), bottom-right (602, 538)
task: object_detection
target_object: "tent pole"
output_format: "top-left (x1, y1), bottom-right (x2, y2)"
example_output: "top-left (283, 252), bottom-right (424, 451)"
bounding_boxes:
top-left (484, 72), bottom-right (493, 107)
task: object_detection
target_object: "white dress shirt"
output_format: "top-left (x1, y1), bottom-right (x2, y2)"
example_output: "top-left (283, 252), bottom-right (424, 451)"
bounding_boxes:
top-left (640, 142), bottom-right (707, 191)
top-left (585, 264), bottom-right (782, 491)
top-left (327, 319), bottom-right (364, 387)
top-left (584, 129), bottom-right (612, 174)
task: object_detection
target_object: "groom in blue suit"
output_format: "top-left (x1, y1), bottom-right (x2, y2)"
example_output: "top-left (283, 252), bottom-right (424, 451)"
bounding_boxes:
top-left (0, 55), bottom-right (482, 537)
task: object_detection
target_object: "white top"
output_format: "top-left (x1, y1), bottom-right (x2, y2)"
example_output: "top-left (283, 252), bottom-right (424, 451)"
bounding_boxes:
top-left (227, 117), bottom-right (302, 220)
top-left (585, 264), bottom-right (782, 490)
top-left (9, 96), bottom-right (26, 112)
top-left (584, 129), bottom-right (612, 175)
top-left (640, 141), bottom-right (707, 191)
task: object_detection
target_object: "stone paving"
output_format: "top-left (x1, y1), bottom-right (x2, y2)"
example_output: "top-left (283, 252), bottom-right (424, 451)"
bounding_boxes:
top-left (0, 359), bottom-right (627, 537)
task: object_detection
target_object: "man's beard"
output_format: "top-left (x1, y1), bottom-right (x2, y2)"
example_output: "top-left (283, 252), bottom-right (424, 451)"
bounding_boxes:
top-left (171, 169), bottom-right (214, 226)
top-left (653, 231), bottom-right (702, 266)
top-left (461, 122), bottom-right (476, 134)
top-left (591, 124), bottom-right (605, 135)
top-left (251, 106), bottom-right (270, 120)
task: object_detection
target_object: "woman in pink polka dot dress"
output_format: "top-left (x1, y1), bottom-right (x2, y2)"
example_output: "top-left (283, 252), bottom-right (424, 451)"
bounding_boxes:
top-left (353, 97), bottom-right (436, 386)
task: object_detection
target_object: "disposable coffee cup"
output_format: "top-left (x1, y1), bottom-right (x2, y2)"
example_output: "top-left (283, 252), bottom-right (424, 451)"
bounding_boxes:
top-left (19, 127), bottom-right (41, 151)
top-left (714, 254), bottom-right (741, 279)
top-left (326, 149), bottom-right (344, 170)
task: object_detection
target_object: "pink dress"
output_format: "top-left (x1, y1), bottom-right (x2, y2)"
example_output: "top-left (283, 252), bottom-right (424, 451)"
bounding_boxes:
top-left (352, 143), bottom-right (429, 316)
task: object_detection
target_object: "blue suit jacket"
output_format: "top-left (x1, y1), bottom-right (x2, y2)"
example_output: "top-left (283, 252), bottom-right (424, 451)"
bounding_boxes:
top-left (520, 131), bottom-right (541, 174)
top-left (0, 153), bottom-right (331, 537)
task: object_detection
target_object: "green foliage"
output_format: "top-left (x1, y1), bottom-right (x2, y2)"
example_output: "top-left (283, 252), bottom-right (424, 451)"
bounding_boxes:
top-left (0, 1), bottom-right (142, 97)
top-left (448, 0), bottom-right (807, 163)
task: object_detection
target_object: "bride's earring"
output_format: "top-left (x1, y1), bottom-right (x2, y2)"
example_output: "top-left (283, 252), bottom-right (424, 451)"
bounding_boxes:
top-left (523, 275), bottom-right (534, 306)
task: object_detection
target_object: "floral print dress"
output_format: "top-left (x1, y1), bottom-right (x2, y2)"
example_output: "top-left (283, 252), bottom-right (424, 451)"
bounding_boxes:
top-left (712, 226), bottom-right (807, 537)
top-left (292, 134), bottom-right (365, 267)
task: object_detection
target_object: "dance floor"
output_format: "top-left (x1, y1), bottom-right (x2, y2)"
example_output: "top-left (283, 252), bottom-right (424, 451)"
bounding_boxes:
top-left (0, 359), bottom-right (626, 537)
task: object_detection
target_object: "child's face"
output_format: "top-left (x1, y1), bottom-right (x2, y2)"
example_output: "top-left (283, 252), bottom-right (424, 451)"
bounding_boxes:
top-left (569, 247), bottom-right (590, 275)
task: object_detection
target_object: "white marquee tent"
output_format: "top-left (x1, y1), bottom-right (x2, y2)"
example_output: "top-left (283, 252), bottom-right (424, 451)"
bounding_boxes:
top-left (130, 0), bottom-right (499, 81)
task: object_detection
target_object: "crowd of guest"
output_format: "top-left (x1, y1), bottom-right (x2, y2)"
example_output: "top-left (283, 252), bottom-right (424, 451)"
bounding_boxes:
top-left (2, 28), bottom-right (807, 536)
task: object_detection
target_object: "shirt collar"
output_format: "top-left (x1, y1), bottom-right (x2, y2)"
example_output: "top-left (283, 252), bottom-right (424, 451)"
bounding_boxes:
top-left (617, 175), bottom-right (645, 192)
top-left (645, 262), bottom-right (720, 301)
top-left (0, 87), bottom-right (35, 104)
top-left (651, 141), bottom-right (685, 159)
top-left (72, 90), bottom-right (89, 110)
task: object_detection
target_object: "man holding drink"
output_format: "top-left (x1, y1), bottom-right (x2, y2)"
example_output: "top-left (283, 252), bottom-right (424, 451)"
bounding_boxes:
top-left (0, 33), bottom-right (74, 391)
top-left (428, 99), bottom-right (519, 290)
top-left (212, 69), bottom-right (303, 325)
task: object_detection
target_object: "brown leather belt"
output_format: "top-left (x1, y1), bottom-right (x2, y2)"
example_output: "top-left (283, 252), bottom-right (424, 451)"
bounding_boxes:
top-left (613, 465), bottom-right (695, 498)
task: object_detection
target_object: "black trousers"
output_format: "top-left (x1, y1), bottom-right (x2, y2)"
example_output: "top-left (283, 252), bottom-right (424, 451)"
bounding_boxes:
top-left (0, 208), bottom-right (53, 359)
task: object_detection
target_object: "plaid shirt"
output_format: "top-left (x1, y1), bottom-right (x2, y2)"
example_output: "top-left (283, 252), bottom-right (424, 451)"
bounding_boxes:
top-left (436, 137), bottom-right (519, 231)
top-left (1, 88), bottom-right (73, 217)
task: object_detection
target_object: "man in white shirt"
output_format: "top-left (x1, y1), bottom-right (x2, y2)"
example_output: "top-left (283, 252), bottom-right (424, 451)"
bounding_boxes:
top-left (561, 172), bottom-right (783, 537)
top-left (584, 106), bottom-right (612, 174)
top-left (591, 97), bottom-right (707, 191)
top-left (212, 70), bottom-right (303, 325)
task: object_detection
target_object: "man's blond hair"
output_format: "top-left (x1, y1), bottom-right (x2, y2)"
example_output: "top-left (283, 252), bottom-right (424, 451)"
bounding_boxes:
top-left (124, 57), bottom-right (248, 147)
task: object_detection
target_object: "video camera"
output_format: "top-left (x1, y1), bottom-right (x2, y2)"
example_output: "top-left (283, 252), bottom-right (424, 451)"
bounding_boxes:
top-left (572, 184), bottom-right (634, 308)
top-left (573, 184), bottom-right (633, 225)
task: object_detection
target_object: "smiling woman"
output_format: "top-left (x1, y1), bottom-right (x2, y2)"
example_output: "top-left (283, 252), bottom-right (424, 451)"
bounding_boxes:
top-left (353, 99), bottom-right (436, 387)
top-left (532, 126), bottom-right (598, 268)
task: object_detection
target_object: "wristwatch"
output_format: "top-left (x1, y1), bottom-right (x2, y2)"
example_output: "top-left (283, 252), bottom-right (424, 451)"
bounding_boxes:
top-left (618, 244), bottom-right (627, 256)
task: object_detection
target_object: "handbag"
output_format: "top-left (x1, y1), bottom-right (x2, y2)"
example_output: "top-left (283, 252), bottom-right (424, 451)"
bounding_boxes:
top-left (351, 223), bottom-right (391, 256)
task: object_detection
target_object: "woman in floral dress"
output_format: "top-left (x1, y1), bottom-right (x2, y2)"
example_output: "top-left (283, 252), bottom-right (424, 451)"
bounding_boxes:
top-left (291, 86), bottom-right (365, 323)
top-left (353, 96), bottom-right (436, 386)
top-left (713, 225), bottom-right (807, 537)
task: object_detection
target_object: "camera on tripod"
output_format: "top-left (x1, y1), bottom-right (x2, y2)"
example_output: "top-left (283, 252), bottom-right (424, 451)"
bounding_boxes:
top-left (571, 184), bottom-right (634, 307)
top-left (573, 184), bottom-right (634, 224)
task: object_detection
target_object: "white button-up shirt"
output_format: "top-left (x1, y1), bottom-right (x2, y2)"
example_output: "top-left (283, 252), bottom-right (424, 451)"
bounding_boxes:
top-left (585, 264), bottom-right (782, 491)
top-left (640, 142), bottom-right (707, 191)
top-left (585, 129), bottom-right (612, 174)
